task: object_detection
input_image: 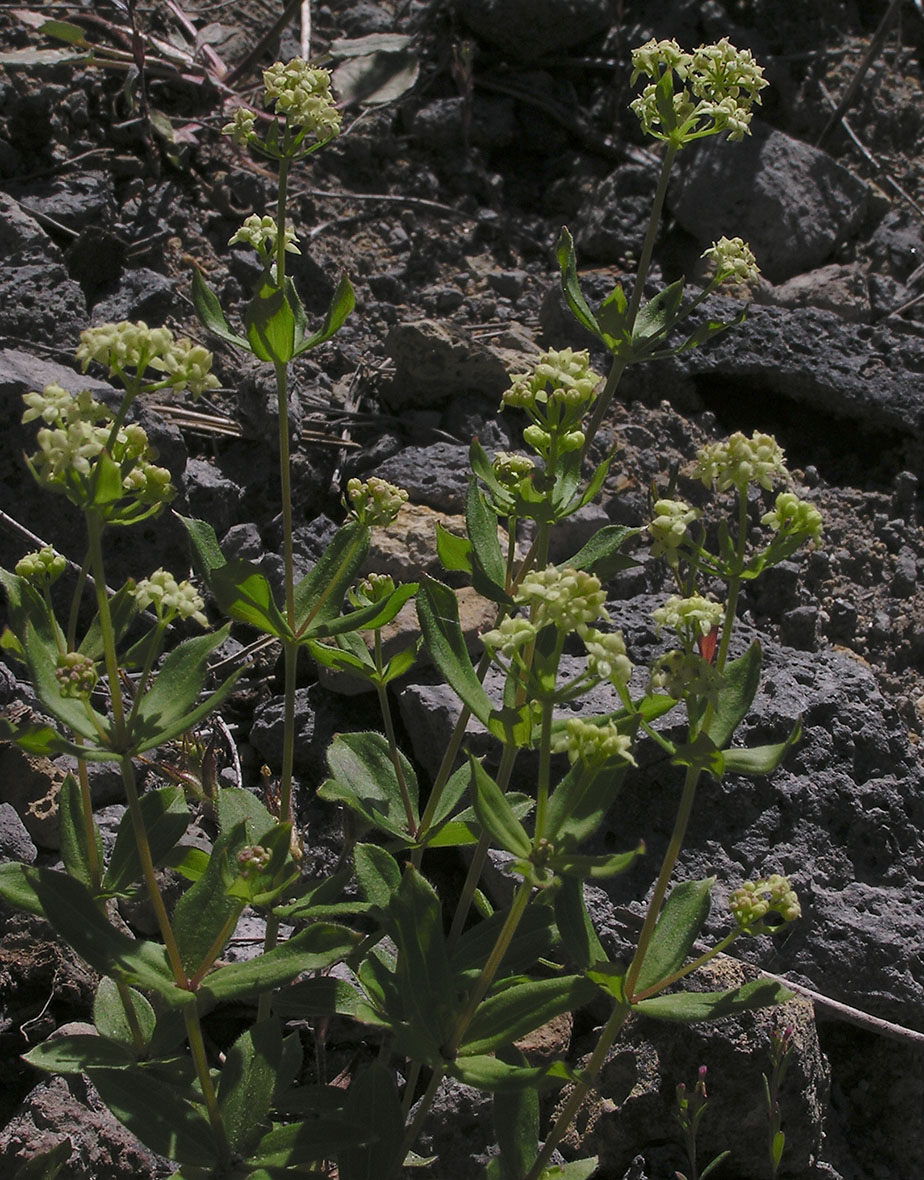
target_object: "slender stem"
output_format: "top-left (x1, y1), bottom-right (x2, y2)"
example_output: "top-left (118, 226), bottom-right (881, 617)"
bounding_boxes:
top-left (66, 552), bottom-right (91, 653)
top-left (119, 756), bottom-right (187, 984)
top-left (183, 1006), bottom-right (231, 1169)
top-left (375, 653), bottom-right (417, 836)
top-left (582, 354), bottom-right (627, 462)
top-left (188, 903), bottom-right (246, 991)
top-left (627, 144), bottom-right (677, 329)
top-left (124, 621), bottom-right (167, 735)
top-left (72, 748), bottom-right (102, 890)
top-left (399, 1068), bottom-right (446, 1166)
top-left (524, 1000), bottom-right (631, 1180)
top-left (86, 512), bottom-right (126, 747)
top-left (446, 881), bottom-right (532, 1056)
top-left (624, 762), bottom-right (700, 999)
top-left (631, 928), bottom-right (741, 1001)
top-left (115, 980), bottom-right (147, 1054)
top-left (446, 741), bottom-right (519, 950)
top-left (275, 157), bottom-right (291, 285)
top-left (714, 486), bottom-right (749, 676)
top-left (533, 696), bottom-right (554, 841)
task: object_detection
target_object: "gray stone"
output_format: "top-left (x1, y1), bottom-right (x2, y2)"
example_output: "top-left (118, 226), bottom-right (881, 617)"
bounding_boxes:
top-left (0, 803), bottom-right (36, 865)
top-left (0, 195), bottom-right (86, 346)
top-left (9, 172), bottom-right (115, 232)
top-left (90, 267), bottom-right (177, 324)
top-left (182, 458), bottom-right (243, 538)
top-left (764, 263), bottom-right (871, 323)
top-left (456, 0), bottom-right (613, 62)
top-left (369, 441), bottom-right (472, 513)
top-left (0, 1075), bottom-right (169, 1179)
top-left (574, 162), bottom-right (662, 265)
top-left (381, 318), bottom-right (536, 411)
top-left (669, 125), bottom-right (869, 283)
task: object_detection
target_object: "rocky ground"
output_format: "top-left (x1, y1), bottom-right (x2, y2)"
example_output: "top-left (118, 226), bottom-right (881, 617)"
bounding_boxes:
top-left (1, 0), bottom-right (924, 1177)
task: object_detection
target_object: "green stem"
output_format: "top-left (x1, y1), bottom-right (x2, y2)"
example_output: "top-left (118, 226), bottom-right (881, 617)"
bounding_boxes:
top-left (631, 928), bottom-right (741, 1001)
top-left (524, 1000), bottom-right (631, 1180)
top-left (627, 143), bottom-right (677, 329)
top-left (399, 1068), bottom-right (446, 1167)
top-left (66, 552), bottom-right (91, 653)
top-left (446, 881), bottom-right (533, 1056)
top-left (446, 741), bottom-right (519, 950)
top-left (86, 512), bottom-right (126, 747)
top-left (375, 636), bottom-right (417, 836)
top-left (124, 620), bottom-right (167, 736)
top-left (119, 756), bottom-right (186, 983)
top-left (188, 903), bottom-right (246, 991)
top-left (624, 762), bottom-right (700, 999)
top-left (183, 1005), bottom-right (231, 1169)
top-left (72, 748), bottom-right (102, 890)
top-left (275, 157), bottom-right (291, 285)
top-left (714, 486), bottom-right (749, 676)
top-left (115, 980), bottom-right (147, 1054)
top-left (533, 696), bottom-right (554, 841)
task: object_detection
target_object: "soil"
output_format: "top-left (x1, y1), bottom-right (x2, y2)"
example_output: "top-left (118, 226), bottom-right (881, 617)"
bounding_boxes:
top-left (1, 1), bottom-right (924, 1178)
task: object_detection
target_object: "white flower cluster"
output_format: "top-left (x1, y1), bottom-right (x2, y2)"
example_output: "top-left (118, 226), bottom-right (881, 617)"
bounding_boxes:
top-left (761, 491), bottom-right (823, 541)
top-left (630, 37), bottom-right (768, 145)
top-left (347, 477), bottom-right (409, 527)
top-left (729, 874), bottom-right (800, 929)
top-left (76, 321), bottom-right (219, 397)
top-left (517, 566), bottom-right (608, 632)
top-left (229, 214), bottom-right (300, 258)
top-left (701, 236), bottom-right (761, 285)
top-left (54, 651), bottom-right (98, 699)
top-left (649, 648), bottom-right (723, 703)
top-left (23, 385), bottom-right (174, 507)
top-left (480, 615), bottom-right (537, 659)
top-left (492, 451), bottom-right (535, 487)
top-left (580, 626), bottom-right (633, 689)
top-left (652, 594), bottom-right (723, 640)
top-left (349, 572), bottom-right (396, 607)
top-left (223, 106), bottom-right (257, 146)
top-left (133, 569), bottom-right (208, 627)
top-left (551, 717), bottom-right (636, 767)
top-left (694, 431), bottom-right (786, 492)
top-left (262, 60), bottom-right (342, 139)
top-left (15, 546), bottom-right (66, 586)
top-left (503, 348), bottom-right (601, 415)
top-left (649, 498), bottom-right (700, 556)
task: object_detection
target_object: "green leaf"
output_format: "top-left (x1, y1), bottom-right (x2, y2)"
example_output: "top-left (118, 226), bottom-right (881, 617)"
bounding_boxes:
top-left (450, 1055), bottom-right (571, 1093)
top-left (57, 773), bottom-right (101, 890)
top-left (389, 867), bottom-right (456, 1049)
top-left (217, 786), bottom-right (276, 841)
top-left (210, 560), bottom-right (292, 638)
top-left (585, 964), bottom-right (627, 1002)
top-left (634, 978), bottom-right (793, 1022)
top-left (550, 846), bottom-right (642, 880)
top-left (294, 272), bottom-right (355, 354)
top-left (24, 867), bottom-right (182, 1001)
top-left (493, 1046), bottom-right (539, 1180)
top-left (131, 626), bottom-right (244, 754)
top-left (632, 278), bottom-right (685, 346)
top-left (536, 1158), bottom-right (600, 1180)
top-left (173, 825), bottom-right (244, 976)
top-left (90, 1067), bottom-right (218, 1167)
top-left (435, 521), bottom-right (473, 574)
top-left (177, 514), bottom-right (226, 581)
top-left (198, 924), bottom-right (361, 1005)
top-left (466, 479), bottom-right (512, 604)
top-left (244, 278), bottom-right (296, 364)
top-left (94, 978), bottom-right (155, 1048)
top-left (0, 861), bottom-right (46, 917)
top-left (24, 1033), bottom-right (135, 1074)
top-left (416, 578), bottom-right (493, 726)
top-left (707, 642), bottom-right (762, 749)
top-left (304, 582), bottom-right (418, 641)
top-left (338, 1062), bottom-right (404, 1180)
top-left (218, 1019), bottom-right (283, 1156)
top-left (564, 525), bottom-right (641, 579)
top-left (556, 227), bottom-right (602, 340)
top-left (553, 877), bottom-right (606, 970)
top-left (273, 976), bottom-right (379, 1023)
top-left (452, 904), bottom-right (556, 979)
top-left (192, 268), bottom-right (251, 351)
top-left (671, 731), bottom-right (725, 778)
top-left (462, 975), bottom-right (597, 1055)
top-left (103, 785), bottom-right (190, 896)
top-left (634, 878), bottom-right (714, 994)
top-left (319, 731), bottom-right (419, 840)
top-left (353, 842), bottom-right (401, 912)
top-left (293, 520), bottom-right (369, 634)
top-left (246, 1116), bottom-right (359, 1170)
top-left (721, 721), bottom-right (801, 776)
top-left (469, 757), bottom-right (532, 858)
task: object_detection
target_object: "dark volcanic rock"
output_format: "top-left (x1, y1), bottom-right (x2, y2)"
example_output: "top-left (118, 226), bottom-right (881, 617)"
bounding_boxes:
top-left (669, 124), bottom-right (870, 283)
top-left (455, 0), bottom-right (612, 62)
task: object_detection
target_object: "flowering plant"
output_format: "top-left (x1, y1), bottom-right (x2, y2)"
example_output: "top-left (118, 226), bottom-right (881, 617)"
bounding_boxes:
top-left (0, 40), bottom-right (822, 1180)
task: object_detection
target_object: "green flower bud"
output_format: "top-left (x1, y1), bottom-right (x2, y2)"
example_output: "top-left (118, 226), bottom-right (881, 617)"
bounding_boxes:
top-left (134, 569), bottom-right (208, 626)
top-left (517, 566), bottom-right (608, 631)
top-left (347, 477), bottom-right (409, 527)
top-left (729, 874), bottom-right (800, 931)
top-left (55, 651), bottom-right (98, 699)
top-left (694, 430), bottom-right (786, 492)
top-left (652, 594), bottom-right (723, 641)
top-left (15, 546), bottom-right (66, 587)
top-left (761, 491), bottom-right (823, 541)
top-left (551, 718), bottom-right (636, 768)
